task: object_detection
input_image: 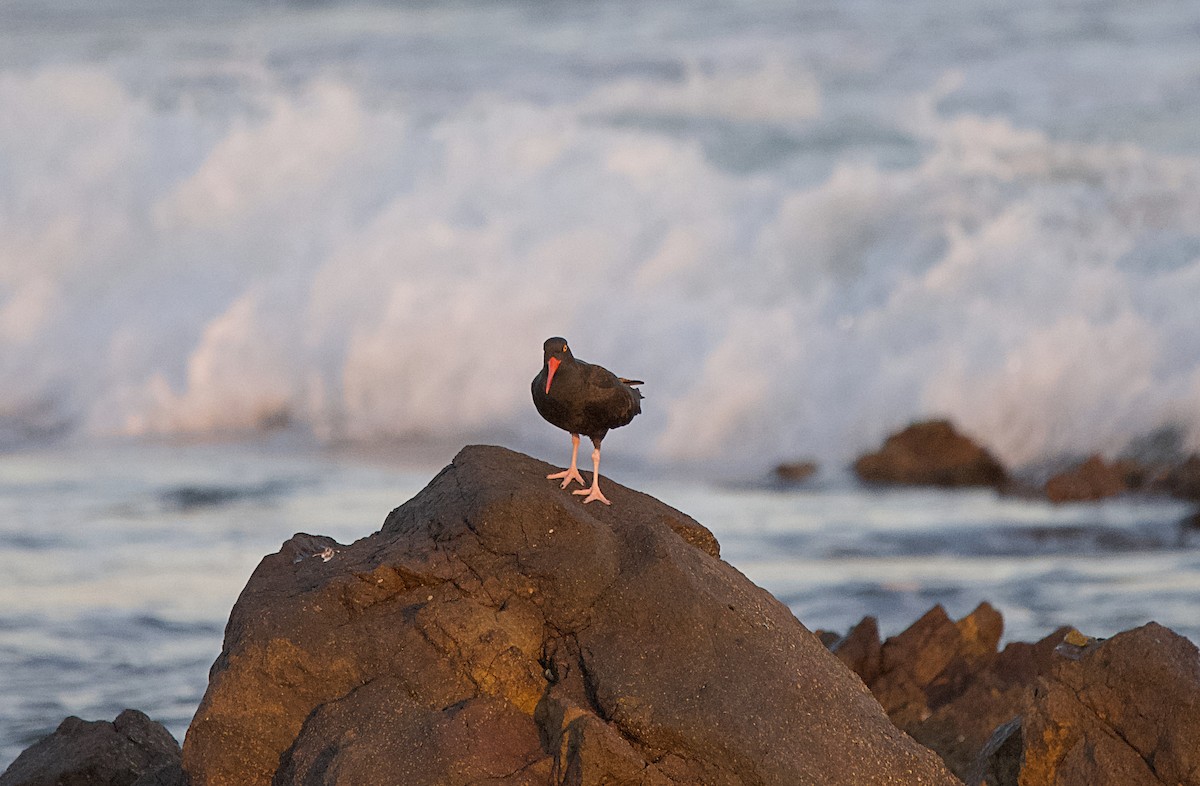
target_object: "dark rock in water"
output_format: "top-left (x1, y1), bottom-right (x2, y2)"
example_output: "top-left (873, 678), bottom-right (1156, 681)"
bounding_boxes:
top-left (1037, 449), bottom-right (1200, 504)
top-left (183, 444), bottom-right (958, 786)
top-left (0, 709), bottom-right (183, 786)
top-left (990, 622), bottom-right (1200, 786)
top-left (1181, 508), bottom-right (1200, 531)
top-left (1044, 454), bottom-right (1132, 503)
top-left (854, 420), bottom-right (1009, 488)
top-left (774, 460), bottom-right (818, 483)
top-left (1158, 454), bottom-right (1200, 500)
top-left (160, 480), bottom-right (292, 511)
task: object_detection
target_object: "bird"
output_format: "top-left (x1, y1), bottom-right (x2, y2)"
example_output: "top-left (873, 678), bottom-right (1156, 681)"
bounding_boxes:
top-left (532, 337), bottom-right (643, 505)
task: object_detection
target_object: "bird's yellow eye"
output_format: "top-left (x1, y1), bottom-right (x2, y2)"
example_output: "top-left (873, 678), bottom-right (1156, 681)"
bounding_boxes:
top-left (562, 345), bottom-right (568, 353)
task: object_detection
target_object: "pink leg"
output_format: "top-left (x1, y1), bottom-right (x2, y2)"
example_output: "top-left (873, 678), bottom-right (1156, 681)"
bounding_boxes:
top-left (573, 444), bottom-right (610, 505)
top-left (547, 433), bottom-right (585, 489)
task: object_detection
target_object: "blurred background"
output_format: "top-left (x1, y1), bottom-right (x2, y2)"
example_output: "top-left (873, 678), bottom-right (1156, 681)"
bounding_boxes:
top-left (3, 0), bottom-right (1200, 766)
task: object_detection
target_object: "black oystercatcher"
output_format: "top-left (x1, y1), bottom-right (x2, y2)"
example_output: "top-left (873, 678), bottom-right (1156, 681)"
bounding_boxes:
top-left (532, 337), bottom-right (643, 505)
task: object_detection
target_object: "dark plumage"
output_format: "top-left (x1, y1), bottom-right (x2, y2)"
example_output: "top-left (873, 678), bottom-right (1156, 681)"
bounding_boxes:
top-left (532, 337), bottom-right (642, 505)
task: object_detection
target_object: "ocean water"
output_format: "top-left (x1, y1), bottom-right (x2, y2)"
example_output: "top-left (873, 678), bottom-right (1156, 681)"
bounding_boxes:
top-left (3, 0), bottom-right (1200, 469)
top-left (4, 0), bottom-right (1200, 769)
top-left (0, 441), bottom-right (1196, 766)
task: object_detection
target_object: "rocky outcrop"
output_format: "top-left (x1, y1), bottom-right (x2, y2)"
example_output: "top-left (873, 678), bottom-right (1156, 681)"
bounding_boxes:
top-left (183, 445), bottom-right (959, 786)
top-left (1157, 454), bottom-right (1200, 500)
top-left (16, 443), bottom-right (1199, 786)
top-left (830, 607), bottom-right (1200, 786)
top-left (1037, 452), bottom-right (1200, 504)
top-left (976, 623), bottom-right (1200, 786)
top-left (773, 460), bottom-right (818, 484)
top-left (0, 709), bottom-right (183, 786)
top-left (1043, 455), bottom-right (1134, 503)
top-left (854, 420), bottom-right (1008, 488)
top-left (831, 604), bottom-right (1062, 780)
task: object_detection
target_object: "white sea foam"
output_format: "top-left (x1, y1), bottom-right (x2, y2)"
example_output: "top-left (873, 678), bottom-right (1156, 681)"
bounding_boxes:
top-left (2, 0), bottom-right (1200, 471)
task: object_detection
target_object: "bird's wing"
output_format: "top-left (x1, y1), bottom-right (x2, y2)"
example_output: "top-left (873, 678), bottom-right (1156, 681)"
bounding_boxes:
top-left (578, 361), bottom-right (643, 388)
top-left (578, 360), bottom-right (620, 388)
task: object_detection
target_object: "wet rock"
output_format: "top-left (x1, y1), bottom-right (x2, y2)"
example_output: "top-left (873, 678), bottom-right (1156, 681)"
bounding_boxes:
top-left (183, 445), bottom-right (959, 786)
top-left (854, 420), bottom-right (1009, 488)
top-left (0, 709), bottom-right (183, 786)
top-left (773, 460), bottom-right (818, 484)
top-left (1181, 508), bottom-right (1200, 532)
top-left (1159, 454), bottom-right (1200, 500)
top-left (1043, 455), bottom-right (1132, 503)
top-left (1036, 450), bottom-right (1200, 506)
top-left (991, 622), bottom-right (1200, 786)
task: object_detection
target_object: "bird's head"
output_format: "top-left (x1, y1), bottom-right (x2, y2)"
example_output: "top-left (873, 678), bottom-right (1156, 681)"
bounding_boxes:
top-left (542, 337), bottom-right (573, 394)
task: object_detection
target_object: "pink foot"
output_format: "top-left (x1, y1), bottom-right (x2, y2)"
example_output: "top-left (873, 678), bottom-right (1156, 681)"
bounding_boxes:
top-left (572, 484), bottom-right (611, 505)
top-left (547, 467), bottom-right (585, 489)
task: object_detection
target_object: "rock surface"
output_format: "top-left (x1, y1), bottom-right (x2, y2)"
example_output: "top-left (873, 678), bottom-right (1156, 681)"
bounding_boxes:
top-left (183, 444), bottom-right (959, 786)
top-left (1043, 454), bottom-right (1135, 503)
top-left (1037, 449), bottom-right (1200, 505)
top-left (0, 709), bottom-right (183, 786)
top-left (832, 603), bottom-right (1060, 780)
top-left (831, 607), bottom-right (1200, 786)
top-left (773, 460), bottom-right (818, 484)
top-left (854, 420), bottom-right (1009, 488)
top-left (1157, 454), bottom-right (1200, 500)
top-left (980, 623), bottom-right (1200, 786)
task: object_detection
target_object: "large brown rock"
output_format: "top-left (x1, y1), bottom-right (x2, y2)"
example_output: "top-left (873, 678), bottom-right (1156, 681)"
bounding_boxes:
top-left (854, 420), bottom-right (1009, 488)
top-left (183, 444), bottom-right (959, 786)
top-left (977, 623), bottom-right (1200, 786)
top-left (0, 709), bottom-right (183, 786)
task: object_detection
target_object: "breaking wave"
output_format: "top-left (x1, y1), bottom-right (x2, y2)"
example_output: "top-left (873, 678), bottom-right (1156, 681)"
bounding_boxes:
top-left (3, 0), bottom-right (1200, 471)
